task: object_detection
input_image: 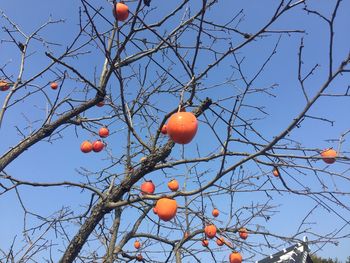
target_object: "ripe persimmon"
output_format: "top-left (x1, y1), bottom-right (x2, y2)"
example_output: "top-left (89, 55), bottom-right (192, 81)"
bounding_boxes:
top-left (141, 180), bottom-right (155, 195)
top-left (155, 198), bottom-right (177, 221)
top-left (238, 228), bottom-right (248, 240)
top-left (202, 239), bottom-right (209, 247)
top-left (134, 240), bottom-right (141, 249)
top-left (167, 179), bottom-right (179, 192)
top-left (272, 167), bottom-right (280, 177)
top-left (92, 140), bottom-right (104, 152)
top-left (97, 101), bottom-right (105, 107)
top-left (50, 82), bottom-right (58, 90)
top-left (0, 80), bottom-right (10, 91)
top-left (212, 208), bottom-right (219, 217)
top-left (229, 251), bottom-right (242, 263)
top-left (99, 127), bottom-right (109, 138)
top-left (216, 237), bottom-right (225, 246)
top-left (80, 141), bottom-right (93, 153)
top-left (136, 254), bottom-right (143, 261)
top-left (166, 112), bottom-right (198, 144)
top-left (205, 224), bottom-right (217, 239)
top-left (321, 148), bottom-right (337, 164)
top-left (114, 2), bottom-right (129, 21)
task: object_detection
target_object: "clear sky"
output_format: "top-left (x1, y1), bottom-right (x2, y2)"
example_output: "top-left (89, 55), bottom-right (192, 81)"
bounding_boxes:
top-left (1, 0), bottom-right (350, 262)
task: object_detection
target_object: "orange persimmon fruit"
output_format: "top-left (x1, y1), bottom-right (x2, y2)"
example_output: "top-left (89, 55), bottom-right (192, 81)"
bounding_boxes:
top-left (155, 198), bottom-right (177, 221)
top-left (321, 148), bottom-right (337, 164)
top-left (80, 140), bottom-right (93, 153)
top-left (114, 2), bottom-right (129, 21)
top-left (166, 112), bottom-right (198, 144)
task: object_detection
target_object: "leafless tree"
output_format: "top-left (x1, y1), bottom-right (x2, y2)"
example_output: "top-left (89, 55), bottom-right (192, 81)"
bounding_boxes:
top-left (0, 0), bottom-right (350, 262)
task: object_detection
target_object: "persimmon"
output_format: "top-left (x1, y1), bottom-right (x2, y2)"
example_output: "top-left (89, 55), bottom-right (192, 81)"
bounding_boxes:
top-left (99, 127), bottom-right (109, 138)
top-left (155, 198), bottom-right (177, 221)
top-left (92, 140), bottom-right (104, 152)
top-left (229, 251), bottom-right (242, 263)
top-left (212, 208), bottom-right (219, 217)
top-left (0, 80), bottom-right (10, 91)
top-left (216, 236), bottom-right (225, 246)
top-left (167, 179), bottom-right (179, 191)
top-left (166, 112), bottom-right (198, 144)
top-left (134, 240), bottom-right (141, 249)
top-left (161, 124), bottom-right (167, 135)
top-left (204, 224), bottom-right (217, 239)
top-left (80, 140), bottom-right (93, 153)
top-left (97, 101), bottom-right (105, 107)
top-left (50, 82), bottom-right (58, 90)
top-left (272, 167), bottom-right (280, 177)
top-left (113, 2), bottom-right (129, 21)
top-left (321, 148), bottom-right (337, 164)
top-left (201, 239), bottom-right (209, 247)
top-left (152, 207), bottom-right (158, 214)
top-left (136, 254), bottom-right (143, 262)
top-left (238, 228), bottom-right (248, 240)
top-left (140, 180), bottom-right (155, 195)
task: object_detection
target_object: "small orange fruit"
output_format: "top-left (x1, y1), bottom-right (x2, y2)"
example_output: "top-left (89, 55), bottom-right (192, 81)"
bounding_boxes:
top-left (229, 251), bottom-right (242, 263)
top-left (80, 140), bottom-right (93, 153)
top-left (216, 237), bottom-right (225, 246)
top-left (50, 82), bottom-right (58, 90)
top-left (92, 140), bottom-right (104, 152)
top-left (212, 208), bottom-right (219, 217)
top-left (272, 167), bottom-right (280, 177)
top-left (238, 228), bottom-right (248, 240)
top-left (167, 179), bottom-right (179, 192)
top-left (134, 240), bottom-right (141, 249)
top-left (204, 224), bottom-right (217, 239)
top-left (136, 253), bottom-right (143, 261)
top-left (97, 101), bottom-right (105, 107)
top-left (99, 127), bottom-right (109, 138)
top-left (321, 148), bottom-right (337, 164)
top-left (114, 2), bottom-right (129, 21)
top-left (202, 239), bottom-right (209, 247)
top-left (0, 80), bottom-right (10, 91)
top-left (140, 180), bottom-right (155, 195)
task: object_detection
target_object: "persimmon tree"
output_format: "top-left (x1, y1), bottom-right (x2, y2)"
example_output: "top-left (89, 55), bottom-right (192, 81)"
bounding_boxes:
top-left (1, 0), bottom-right (350, 262)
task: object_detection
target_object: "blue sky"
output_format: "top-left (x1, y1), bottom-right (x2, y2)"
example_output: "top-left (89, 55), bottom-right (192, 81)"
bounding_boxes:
top-left (1, 0), bottom-right (350, 262)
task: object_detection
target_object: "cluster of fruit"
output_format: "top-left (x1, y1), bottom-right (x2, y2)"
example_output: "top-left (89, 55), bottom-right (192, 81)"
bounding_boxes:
top-left (80, 127), bottom-right (109, 153)
top-left (200, 221), bottom-right (247, 263)
top-left (134, 201), bottom-right (244, 262)
top-left (139, 174), bottom-right (247, 262)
